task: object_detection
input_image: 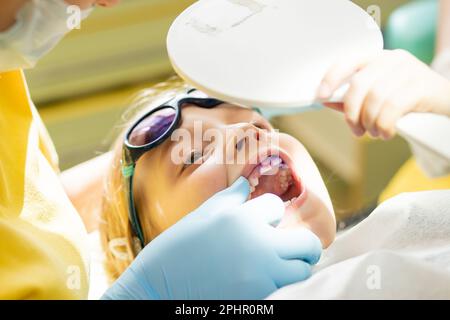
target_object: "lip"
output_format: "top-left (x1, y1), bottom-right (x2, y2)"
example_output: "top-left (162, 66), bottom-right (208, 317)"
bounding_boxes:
top-left (240, 147), bottom-right (307, 209)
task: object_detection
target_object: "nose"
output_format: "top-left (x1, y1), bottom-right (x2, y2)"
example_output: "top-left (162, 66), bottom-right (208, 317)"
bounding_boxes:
top-left (230, 123), bottom-right (265, 152)
top-left (219, 123), bottom-right (271, 168)
top-left (220, 121), bottom-right (278, 173)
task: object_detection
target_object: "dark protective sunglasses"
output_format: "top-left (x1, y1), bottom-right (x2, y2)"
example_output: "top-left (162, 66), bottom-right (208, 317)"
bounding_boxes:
top-left (121, 89), bottom-right (225, 248)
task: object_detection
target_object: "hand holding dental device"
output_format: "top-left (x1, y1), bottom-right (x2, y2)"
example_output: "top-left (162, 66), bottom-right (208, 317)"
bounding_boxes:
top-left (167, 0), bottom-right (450, 177)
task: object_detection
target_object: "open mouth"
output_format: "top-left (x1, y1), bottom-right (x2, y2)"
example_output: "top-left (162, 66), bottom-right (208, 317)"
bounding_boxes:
top-left (243, 151), bottom-right (306, 211)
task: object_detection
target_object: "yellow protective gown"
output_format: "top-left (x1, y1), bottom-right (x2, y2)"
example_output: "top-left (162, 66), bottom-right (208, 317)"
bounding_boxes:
top-left (0, 70), bottom-right (89, 299)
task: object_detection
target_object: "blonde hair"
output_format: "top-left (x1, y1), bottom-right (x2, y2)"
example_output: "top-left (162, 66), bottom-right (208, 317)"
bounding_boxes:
top-left (99, 77), bottom-right (189, 281)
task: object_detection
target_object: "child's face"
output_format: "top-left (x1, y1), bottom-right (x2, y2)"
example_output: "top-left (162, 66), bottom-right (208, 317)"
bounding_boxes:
top-left (133, 104), bottom-right (336, 247)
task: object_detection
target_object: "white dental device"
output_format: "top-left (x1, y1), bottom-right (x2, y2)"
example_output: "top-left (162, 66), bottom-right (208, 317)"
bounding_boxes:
top-left (167, 0), bottom-right (382, 107)
top-left (167, 0), bottom-right (450, 177)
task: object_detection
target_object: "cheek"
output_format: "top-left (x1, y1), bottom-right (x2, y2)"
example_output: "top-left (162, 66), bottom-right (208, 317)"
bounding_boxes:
top-left (277, 134), bottom-right (336, 246)
top-left (279, 134), bottom-right (333, 212)
top-left (184, 162), bottom-right (229, 210)
top-left (155, 163), bottom-right (229, 229)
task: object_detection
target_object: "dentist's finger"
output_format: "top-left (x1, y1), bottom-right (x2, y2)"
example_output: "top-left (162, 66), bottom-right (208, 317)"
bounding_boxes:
top-left (376, 96), bottom-right (411, 139)
top-left (361, 73), bottom-right (403, 137)
top-left (342, 59), bottom-right (393, 135)
top-left (196, 176), bottom-right (250, 216)
top-left (317, 54), bottom-right (374, 100)
top-left (273, 259), bottom-right (312, 288)
top-left (322, 102), bottom-right (344, 112)
top-left (239, 193), bottom-right (285, 226)
top-left (273, 228), bottom-right (322, 265)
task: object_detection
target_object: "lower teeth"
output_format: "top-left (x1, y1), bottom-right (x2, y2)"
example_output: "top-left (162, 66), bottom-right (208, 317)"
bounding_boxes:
top-left (284, 196), bottom-right (298, 208)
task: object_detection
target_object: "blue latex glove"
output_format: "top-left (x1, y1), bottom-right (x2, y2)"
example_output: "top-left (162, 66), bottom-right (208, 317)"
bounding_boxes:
top-left (102, 177), bottom-right (322, 300)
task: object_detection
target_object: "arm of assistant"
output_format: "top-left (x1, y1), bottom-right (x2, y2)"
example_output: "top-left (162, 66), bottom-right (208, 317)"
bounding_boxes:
top-left (0, 70), bottom-right (88, 299)
top-left (61, 152), bottom-right (112, 232)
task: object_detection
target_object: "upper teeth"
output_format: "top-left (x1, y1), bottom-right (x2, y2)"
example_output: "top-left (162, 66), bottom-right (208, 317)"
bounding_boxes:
top-left (248, 155), bottom-right (290, 193)
top-left (278, 168), bottom-right (292, 191)
top-left (260, 155), bottom-right (285, 176)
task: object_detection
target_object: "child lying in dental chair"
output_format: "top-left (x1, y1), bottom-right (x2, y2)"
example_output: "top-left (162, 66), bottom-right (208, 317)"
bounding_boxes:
top-left (99, 78), bottom-right (336, 281)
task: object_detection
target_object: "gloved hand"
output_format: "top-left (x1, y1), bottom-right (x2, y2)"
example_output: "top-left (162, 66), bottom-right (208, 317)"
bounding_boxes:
top-left (102, 177), bottom-right (322, 300)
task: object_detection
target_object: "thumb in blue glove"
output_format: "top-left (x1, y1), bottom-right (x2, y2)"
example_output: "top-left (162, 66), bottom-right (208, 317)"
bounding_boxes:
top-left (102, 177), bottom-right (322, 300)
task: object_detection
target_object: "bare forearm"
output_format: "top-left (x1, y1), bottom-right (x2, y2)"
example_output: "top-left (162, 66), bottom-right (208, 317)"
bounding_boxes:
top-left (61, 152), bottom-right (112, 232)
top-left (437, 0), bottom-right (450, 53)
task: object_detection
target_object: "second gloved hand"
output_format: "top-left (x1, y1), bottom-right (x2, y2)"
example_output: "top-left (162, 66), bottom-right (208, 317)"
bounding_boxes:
top-left (102, 177), bottom-right (322, 300)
